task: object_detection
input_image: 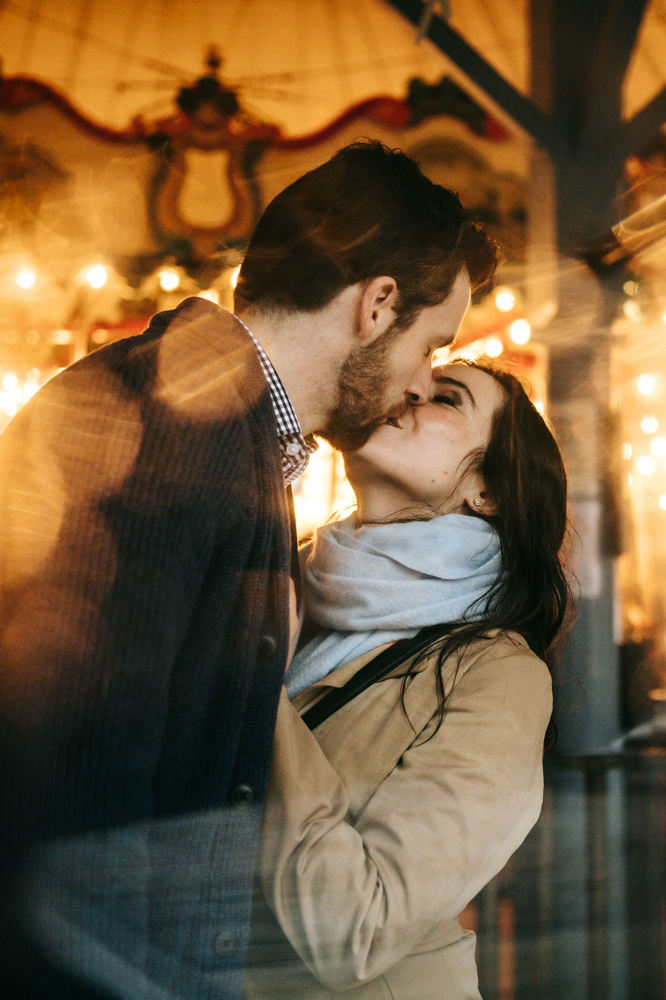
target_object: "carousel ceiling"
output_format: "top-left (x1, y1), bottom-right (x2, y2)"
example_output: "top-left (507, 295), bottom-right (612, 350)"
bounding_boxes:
top-left (0, 0), bottom-right (663, 137)
top-left (0, 0), bottom-right (474, 134)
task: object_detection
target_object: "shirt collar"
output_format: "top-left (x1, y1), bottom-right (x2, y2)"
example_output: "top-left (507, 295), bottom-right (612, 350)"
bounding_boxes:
top-left (237, 316), bottom-right (319, 486)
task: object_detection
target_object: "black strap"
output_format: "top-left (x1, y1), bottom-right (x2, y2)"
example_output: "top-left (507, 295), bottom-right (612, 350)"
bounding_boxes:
top-left (302, 623), bottom-right (448, 731)
top-left (285, 485), bottom-right (301, 607)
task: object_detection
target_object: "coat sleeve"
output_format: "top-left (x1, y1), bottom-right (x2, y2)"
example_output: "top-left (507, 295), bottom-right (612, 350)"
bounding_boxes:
top-left (260, 641), bottom-right (552, 991)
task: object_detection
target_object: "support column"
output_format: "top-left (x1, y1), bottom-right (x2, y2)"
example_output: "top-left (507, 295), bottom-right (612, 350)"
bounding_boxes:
top-left (528, 0), bottom-right (622, 753)
top-left (550, 331), bottom-right (621, 752)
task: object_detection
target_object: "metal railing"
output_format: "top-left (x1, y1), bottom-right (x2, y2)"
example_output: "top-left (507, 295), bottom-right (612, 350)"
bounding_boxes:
top-left (467, 753), bottom-right (666, 1000)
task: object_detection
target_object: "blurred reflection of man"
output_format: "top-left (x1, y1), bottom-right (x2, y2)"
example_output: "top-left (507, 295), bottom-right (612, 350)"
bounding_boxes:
top-left (0, 141), bottom-right (496, 1000)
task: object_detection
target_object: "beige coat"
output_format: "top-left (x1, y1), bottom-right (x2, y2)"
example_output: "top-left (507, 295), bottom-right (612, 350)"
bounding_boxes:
top-left (243, 630), bottom-right (552, 1000)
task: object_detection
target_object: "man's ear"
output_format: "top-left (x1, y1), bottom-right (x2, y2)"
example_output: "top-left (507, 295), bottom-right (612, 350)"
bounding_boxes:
top-left (463, 487), bottom-right (497, 517)
top-left (357, 276), bottom-right (398, 344)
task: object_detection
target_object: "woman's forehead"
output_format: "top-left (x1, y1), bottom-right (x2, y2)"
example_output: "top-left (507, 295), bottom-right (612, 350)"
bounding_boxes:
top-left (435, 362), bottom-right (504, 400)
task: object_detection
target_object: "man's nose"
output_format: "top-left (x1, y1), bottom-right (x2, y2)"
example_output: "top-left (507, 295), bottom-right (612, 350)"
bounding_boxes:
top-left (404, 359), bottom-right (431, 405)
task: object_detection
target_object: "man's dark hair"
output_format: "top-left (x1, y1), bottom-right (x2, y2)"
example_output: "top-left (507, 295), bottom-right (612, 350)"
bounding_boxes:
top-left (235, 140), bottom-right (498, 330)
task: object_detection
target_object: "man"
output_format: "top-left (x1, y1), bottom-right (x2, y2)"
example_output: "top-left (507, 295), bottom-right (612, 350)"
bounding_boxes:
top-left (0, 141), bottom-right (496, 1000)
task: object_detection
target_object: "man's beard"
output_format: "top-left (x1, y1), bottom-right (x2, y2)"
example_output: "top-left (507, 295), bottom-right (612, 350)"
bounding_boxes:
top-left (318, 327), bottom-right (409, 452)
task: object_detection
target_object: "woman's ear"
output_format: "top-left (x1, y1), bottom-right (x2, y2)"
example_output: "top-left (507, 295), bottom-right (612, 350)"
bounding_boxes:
top-left (463, 489), bottom-right (497, 517)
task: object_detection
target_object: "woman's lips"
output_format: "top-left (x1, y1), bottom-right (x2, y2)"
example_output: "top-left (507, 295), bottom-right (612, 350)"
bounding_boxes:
top-left (385, 416), bottom-right (401, 428)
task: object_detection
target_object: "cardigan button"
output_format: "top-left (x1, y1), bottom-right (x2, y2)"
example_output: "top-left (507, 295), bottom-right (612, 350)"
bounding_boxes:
top-left (214, 928), bottom-right (239, 957)
top-left (257, 634), bottom-right (277, 659)
top-left (230, 783), bottom-right (255, 808)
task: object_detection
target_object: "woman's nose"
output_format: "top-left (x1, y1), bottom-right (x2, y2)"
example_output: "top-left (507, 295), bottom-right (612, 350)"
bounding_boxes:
top-left (404, 360), bottom-right (432, 405)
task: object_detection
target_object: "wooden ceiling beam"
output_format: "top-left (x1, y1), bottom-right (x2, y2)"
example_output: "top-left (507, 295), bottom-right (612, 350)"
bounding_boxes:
top-left (387, 0), bottom-right (563, 154)
top-left (623, 85), bottom-right (666, 156)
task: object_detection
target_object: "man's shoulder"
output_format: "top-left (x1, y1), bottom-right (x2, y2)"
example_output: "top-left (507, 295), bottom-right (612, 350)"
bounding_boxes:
top-left (9, 298), bottom-right (270, 436)
top-left (145, 296), bottom-right (251, 354)
top-left (138, 297), bottom-right (269, 425)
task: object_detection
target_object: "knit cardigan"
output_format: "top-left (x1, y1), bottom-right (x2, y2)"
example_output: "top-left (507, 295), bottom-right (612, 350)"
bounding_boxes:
top-left (0, 298), bottom-right (292, 1000)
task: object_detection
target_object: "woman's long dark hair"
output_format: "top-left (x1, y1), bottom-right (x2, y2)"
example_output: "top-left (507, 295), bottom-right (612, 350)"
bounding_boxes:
top-left (403, 359), bottom-right (570, 745)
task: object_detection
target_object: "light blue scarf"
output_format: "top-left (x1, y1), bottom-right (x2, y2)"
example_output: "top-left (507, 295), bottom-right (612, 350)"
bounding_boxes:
top-left (285, 512), bottom-right (502, 697)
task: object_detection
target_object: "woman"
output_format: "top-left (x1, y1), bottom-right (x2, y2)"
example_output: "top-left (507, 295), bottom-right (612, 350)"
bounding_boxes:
top-left (243, 359), bottom-right (569, 1000)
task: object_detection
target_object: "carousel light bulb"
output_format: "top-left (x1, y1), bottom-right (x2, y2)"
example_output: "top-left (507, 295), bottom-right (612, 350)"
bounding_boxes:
top-left (652, 437), bottom-right (666, 456)
top-left (16, 268), bottom-right (36, 289)
top-left (495, 287), bottom-right (515, 312)
top-left (623, 442), bottom-right (633, 459)
top-left (85, 265), bottom-right (108, 289)
top-left (628, 473), bottom-right (633, 487)
top-left (230, 265), bottom-right (241, 290)
top-left (642, 416), bottom-right (658, 434)
top-left (638, 455), bottom-right (656, 474)
top-left (484, 337), bottom-right (503, 358)
top-left (660, 495), bottom-right (666, 510)
top-left (2, 372), bottom-right (17, 391)
top-left (159, 268), bottom-right (180, 292)
top-left (509, 319), bottom-right (531, 345)
top-left (638, 374), bottom-right (655, 395)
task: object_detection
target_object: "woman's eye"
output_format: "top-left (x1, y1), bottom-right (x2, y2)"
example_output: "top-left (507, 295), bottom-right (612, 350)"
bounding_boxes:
top-left (433, 393), bottom-right (460, 407)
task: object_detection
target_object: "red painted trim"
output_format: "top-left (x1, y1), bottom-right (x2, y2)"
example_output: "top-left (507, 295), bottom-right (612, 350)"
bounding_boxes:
top-left (0, 76), bottom-right (146, 144)
top-left (0, 74), bottom-right (508, 147)
top-left (274, 95), bottom-right (508, 147)
top-left (482, 117), bottom-right (510, 141)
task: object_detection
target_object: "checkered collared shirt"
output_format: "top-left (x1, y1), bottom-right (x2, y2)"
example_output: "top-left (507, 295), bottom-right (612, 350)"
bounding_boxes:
top-left (241, 322), bottom-right (318, 486)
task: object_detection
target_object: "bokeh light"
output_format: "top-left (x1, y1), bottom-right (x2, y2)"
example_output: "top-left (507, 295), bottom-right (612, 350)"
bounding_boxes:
top-left (638, 455), bottom-right (656, 474)
top-left (159, 268), bottom-right (180, 292)
top-left (484, 337), bottom-right (503, 358)
top-left (15, 268), bottom-right (36, 289)
top-left (84, 265), bottom-right (108, 289)
top-left (642, 416), bottom-right (659, 434)
top-left (623, 300), bottom-right (641, 321)
top-left (509, 319), bottom-right (531, 345)
top-left (638, 374), bottom-right (655, 395)
top-left (494, 287), bottom-right (515, 312)
top-left (651, 438), bottom-right (666, 456)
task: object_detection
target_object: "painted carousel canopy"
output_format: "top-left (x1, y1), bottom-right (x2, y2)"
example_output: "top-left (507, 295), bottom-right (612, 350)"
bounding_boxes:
top-left (0, 0), bottom-right (524, 135)
top-left (1, 0), bottom-right (665, 135)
